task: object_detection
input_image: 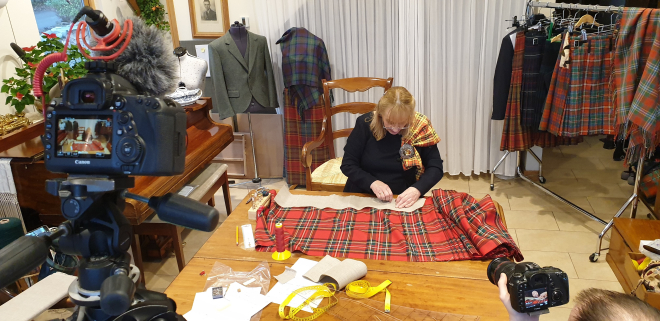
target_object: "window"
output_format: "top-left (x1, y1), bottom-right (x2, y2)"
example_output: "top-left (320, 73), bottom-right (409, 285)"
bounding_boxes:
top-left (30, 0), bottom-right (92, 40)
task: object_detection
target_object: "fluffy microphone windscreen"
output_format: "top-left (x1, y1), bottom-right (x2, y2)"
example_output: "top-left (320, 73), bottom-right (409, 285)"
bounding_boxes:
top-left (95, 17), bottom-right (178, 96)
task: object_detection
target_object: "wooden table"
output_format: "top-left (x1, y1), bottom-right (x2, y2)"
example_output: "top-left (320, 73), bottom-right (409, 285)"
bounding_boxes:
top-left (165, 190), bottom-right (509, 320)
top-left (607, 218), bottom-right (660, 292)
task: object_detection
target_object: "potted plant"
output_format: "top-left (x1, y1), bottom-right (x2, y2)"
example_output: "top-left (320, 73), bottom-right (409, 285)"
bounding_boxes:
top-left (1, 33), bottom-right (89, 114)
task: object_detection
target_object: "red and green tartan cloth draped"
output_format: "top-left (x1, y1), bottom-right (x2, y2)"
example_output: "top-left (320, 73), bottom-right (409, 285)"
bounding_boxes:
top-left (402, 113), bottom-right (441, 180)
top-left (540, 31), bottom-right (615, 138)
top-left (254, 189), bottom-right (523, 262)
top-left (641, 167), bottom-right (660, 201)
top-left (500, 32), bottom-right (582, 152)
top-left (284, 88), bottom-right (332, 186)
top-left (612, 8), bottom-right (660, 165)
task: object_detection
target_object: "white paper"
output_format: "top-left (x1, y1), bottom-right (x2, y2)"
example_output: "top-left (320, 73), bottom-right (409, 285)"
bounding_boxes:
top-left (224, 282), bottom-right (271, 318)
top-left (195, 45), bottom-right (211, 78)
top-left (0, 272), bottom-right (77, 321)
top-left (275, 186), bottom-right (426, 212)
top-left (242, 224), bottom-right (256, 248)
top-left (187, 284), bottom-right (268, 321)
top-left (275, 267), bottom-right (297, 284)
top-left (640, 240), bottom-right (660, 261)
top-left (178, 185), bottom-right (197, 197)
top-left (266, 258), bottom-right (324, 313)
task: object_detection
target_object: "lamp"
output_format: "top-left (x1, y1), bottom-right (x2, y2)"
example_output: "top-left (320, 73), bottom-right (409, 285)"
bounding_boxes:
top-left (0, 0), bottom-right (8, 9)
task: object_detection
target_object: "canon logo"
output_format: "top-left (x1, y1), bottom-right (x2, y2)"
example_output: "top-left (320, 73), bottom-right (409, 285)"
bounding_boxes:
top-left (75, 160), bottom-right (91, 165)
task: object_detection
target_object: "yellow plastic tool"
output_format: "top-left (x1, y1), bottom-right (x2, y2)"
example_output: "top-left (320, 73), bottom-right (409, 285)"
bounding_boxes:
top-left (346, 280), bottom-right (393, 313)
top-left (279, 283), bottom-right (338, 321)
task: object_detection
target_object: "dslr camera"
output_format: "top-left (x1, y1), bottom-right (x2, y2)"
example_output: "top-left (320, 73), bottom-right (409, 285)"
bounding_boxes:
top-left (42, 61), bottom-right (187, 176)
top-left (488, 257), bottom-right (569, 313)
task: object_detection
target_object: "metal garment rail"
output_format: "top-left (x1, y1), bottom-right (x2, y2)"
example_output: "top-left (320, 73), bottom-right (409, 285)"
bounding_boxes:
top-left (491, 150), bottom-right (645, 263)
top-left (494, 1), bottom-right (645, 263)
top-left (527, 0), bottom-right (622, 13)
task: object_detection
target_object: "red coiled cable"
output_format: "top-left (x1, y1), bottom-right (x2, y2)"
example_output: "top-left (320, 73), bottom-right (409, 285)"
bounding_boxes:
top-left (33, 23), bottom-right (75, 120)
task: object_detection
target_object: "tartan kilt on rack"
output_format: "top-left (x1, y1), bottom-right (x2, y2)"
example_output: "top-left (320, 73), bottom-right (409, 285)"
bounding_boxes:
top-left (283, 88), bottom-right (331, 186)
top-left (521, 33), bottom-right (547, 129)
top-left (540, 33), bottom-right (615, 137)
top-left (501, 32), bottom-right (584, 151)
top-left (501, 32), bottom-right (530, 152)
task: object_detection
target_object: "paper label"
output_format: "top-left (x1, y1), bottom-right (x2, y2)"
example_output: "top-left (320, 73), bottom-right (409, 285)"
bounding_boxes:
top-left (241, 224), bottom-right (255, 248)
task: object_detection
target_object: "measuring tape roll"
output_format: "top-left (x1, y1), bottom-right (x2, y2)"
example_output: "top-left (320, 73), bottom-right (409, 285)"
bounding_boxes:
top-left (279, 283), bottom-right (338, 321)
top-left (346, 280), bottom-right (392, 313)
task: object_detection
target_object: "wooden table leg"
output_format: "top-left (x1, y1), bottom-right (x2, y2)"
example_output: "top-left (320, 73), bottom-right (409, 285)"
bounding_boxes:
top-left (172, 225), bottom-right (186, 271)
top-left (221, 171), bottom-right (232, 215)
top-left (131, 235), bottom-right (145, 285)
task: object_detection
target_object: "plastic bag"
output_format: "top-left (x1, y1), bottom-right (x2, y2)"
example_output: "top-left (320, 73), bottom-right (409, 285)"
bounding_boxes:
top-left (202, 261), bottom-right (271, 320)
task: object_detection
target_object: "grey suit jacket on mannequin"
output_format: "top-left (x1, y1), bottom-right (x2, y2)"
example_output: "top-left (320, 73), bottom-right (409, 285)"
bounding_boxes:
top-left (208, 31), bottom-right (279, 119)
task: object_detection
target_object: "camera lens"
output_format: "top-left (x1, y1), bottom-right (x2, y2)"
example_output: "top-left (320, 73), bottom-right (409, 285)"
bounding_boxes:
top-left (487, 257), bottom-right (517, 285)
top-left (81, 91), bottom-right (96, 104)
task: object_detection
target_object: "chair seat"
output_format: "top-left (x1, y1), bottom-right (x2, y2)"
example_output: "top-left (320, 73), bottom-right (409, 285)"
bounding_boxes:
top-left (311, 157), bottom-right (348, 185)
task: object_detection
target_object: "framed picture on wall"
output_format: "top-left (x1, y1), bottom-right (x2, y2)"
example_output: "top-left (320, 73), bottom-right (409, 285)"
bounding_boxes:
top-left (188, 0), bottom-right (230, 38)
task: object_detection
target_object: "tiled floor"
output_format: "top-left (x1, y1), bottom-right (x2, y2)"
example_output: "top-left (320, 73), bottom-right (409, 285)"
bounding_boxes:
top-left (144, 135), bottom-right (638, 320)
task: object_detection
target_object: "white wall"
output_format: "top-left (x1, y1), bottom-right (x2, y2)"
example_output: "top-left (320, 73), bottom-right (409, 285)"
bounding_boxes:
top-left (0, 0), bottom-right (41, 115)
top-left (93, 0), bottom-right (137, 21)
top-left (175, 0), bottom-right (260, 41)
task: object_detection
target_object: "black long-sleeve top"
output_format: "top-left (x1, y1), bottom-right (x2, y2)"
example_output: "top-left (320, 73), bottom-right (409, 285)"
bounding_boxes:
top-left (340, 112), bottom-right (444, 195)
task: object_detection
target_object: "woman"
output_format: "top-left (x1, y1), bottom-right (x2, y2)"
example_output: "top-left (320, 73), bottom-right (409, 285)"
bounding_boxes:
top-left (340, 86), bottom-right (443, 208)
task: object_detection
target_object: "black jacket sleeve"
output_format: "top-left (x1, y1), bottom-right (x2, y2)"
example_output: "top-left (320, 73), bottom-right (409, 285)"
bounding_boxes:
top-left (411, 144), bottom-right (444, 195)
top-left (340, 117), bottom-right (378, 191)
top-left (492, 32), bottom-right (515, 120)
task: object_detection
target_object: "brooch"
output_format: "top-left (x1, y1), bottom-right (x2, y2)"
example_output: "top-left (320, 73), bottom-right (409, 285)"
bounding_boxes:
top-left (399, 143), bottom-right (414, 160)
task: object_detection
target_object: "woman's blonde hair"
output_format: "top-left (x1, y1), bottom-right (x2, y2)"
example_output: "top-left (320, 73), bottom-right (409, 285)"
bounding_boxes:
top-left (370, 86), bottom-right (416, 141)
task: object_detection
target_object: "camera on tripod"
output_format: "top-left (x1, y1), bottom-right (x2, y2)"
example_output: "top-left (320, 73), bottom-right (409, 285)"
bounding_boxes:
top-left (0, 6), bottom-right (220, 321)
top-left (43, 61), bottom-right (187, 176)
top-left (488, 257), bottom-right (570, 313)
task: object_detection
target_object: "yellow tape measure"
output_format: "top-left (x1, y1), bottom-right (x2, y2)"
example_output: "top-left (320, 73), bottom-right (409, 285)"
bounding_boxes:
top-left (279, 283), bottom-right (338, 321)
top-left (346, 280), bottom-right (393, 313)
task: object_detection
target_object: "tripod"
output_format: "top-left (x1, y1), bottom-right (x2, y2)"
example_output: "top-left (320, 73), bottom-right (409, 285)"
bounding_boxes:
top-left (0, 176), bottom-right (219, 321)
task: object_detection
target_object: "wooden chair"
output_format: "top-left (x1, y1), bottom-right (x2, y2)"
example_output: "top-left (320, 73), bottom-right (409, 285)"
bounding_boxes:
top-left (301, 77), bottom-right (393, 191)
top-left (131, 163), bottom-right (231, 284)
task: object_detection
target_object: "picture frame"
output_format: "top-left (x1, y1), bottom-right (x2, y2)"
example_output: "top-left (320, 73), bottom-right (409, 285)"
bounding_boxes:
top-left (188, 0), bottom-right (230, 38)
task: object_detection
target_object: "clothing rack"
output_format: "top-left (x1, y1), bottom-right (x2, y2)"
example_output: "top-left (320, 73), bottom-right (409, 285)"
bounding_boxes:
top-left (493, 1), bottom-right (648, 263)
top-left (527, 1), bottom-right (623, 13)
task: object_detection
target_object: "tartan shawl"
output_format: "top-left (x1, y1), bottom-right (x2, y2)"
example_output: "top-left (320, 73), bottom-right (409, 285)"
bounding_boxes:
top-left (254, 189), bottom-right (523, 263)
top-left (277, 27), bottom-right (333, 116)
top-left (612, 8), bottom-right (660, 164)
top-left (402, 113), bottom-right (441, 180)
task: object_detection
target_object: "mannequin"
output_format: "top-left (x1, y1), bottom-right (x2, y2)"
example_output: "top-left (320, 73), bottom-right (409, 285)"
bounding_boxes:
top-left (229, 22), bottom-right (275, 115)
top-left (173, 47), bottom-right (208, 91)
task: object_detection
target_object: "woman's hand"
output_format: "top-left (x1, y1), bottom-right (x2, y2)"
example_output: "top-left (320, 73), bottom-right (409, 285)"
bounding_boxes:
top-left (370, 180), bottom-right (393, 202)
top-left (395, 187), bottom-right (421, 208)
top-left (498, 274), bottom-right (540, 321)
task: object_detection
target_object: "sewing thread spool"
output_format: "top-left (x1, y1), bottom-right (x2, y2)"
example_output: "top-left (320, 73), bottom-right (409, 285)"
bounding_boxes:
top-left (272, 222), bottom-right (291, 261)
top-left (0, 218), bottom-right (24, 250)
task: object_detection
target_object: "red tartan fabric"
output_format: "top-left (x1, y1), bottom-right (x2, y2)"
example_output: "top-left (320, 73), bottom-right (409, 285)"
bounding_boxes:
top-left (612, 8), bottom-right (660, 165)
top-left (254, 189), bottom-right (523, 262)
top-left (283, 88), bottom-right (331, 186)
top-left (501, 32), bottom-right (531, 152)
top-left (500, 32), bottom-right (581, 151)
top-left (540, 33), bottom-right (571, 135)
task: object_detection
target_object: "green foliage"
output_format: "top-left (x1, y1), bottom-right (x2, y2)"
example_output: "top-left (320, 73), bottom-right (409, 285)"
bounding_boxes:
top-left (30, 0), bottom-right (50, 11)
top-left (137, 0), bottom-right (171, 32)
top-left (1, 34), bottom-right (89, 114)
top-left (44, 0), bottom-right (83, 22)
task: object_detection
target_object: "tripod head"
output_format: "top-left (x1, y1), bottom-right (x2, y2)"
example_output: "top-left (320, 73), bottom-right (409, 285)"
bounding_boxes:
top-left (0, 175), bottom-right (219, 320)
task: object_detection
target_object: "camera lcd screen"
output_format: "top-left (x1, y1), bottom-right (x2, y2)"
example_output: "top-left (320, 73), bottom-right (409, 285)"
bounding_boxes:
top-left (524, 288), bottom-right (548, 308)
top-left (56, 116), bottom-right (113, 159)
